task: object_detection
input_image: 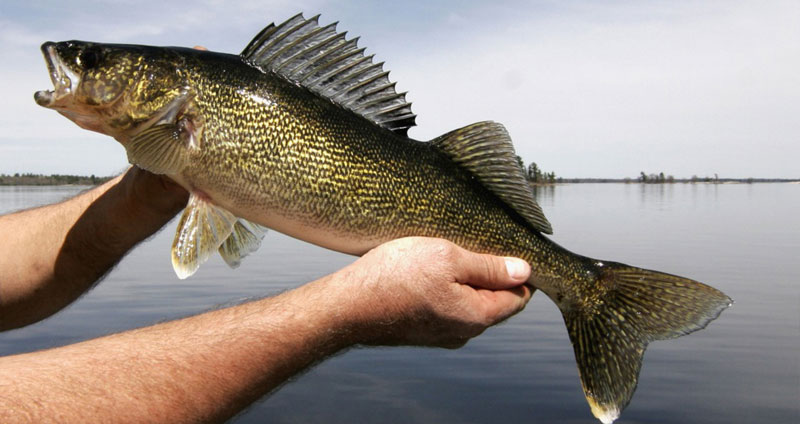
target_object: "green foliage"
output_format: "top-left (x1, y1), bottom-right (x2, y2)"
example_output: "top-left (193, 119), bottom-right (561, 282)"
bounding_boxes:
top-left (0, 173), bottom-right (112, 186)
top-left (519, 160), bottom-right (556, 184)
top-left (638, 171), bottom-right (676, 184)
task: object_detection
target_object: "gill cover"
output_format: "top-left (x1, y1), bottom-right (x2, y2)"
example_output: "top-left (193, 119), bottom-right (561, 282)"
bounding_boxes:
top-left (36, 40), bottom-right (191, 138)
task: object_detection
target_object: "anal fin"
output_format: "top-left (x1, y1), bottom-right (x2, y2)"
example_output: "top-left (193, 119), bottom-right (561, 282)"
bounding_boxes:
top-left (171, 193), bottom-right (237, 279)
top-left (218, 219), bottom-right (267, 268)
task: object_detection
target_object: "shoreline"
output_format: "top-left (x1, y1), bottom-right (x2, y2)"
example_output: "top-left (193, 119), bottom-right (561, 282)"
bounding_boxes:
top-left (1, 175), bottom-right (797, 187)
top-left (533, 178), bottom-right (799, 185)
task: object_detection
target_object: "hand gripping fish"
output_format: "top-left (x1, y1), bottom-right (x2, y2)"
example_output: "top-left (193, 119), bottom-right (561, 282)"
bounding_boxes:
top-left (34, 13), bottom-right (730, 423)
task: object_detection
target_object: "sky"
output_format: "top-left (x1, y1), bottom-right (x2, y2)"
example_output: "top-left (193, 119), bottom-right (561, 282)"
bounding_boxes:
top-left (1, 0), bottom-right (798, 178)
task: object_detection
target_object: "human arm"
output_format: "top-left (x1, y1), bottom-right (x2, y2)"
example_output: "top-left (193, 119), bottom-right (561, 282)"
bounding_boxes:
top-left (0, 237), bottom-right (532, 423)
top-left (0, 167), bottom-right (188, 330)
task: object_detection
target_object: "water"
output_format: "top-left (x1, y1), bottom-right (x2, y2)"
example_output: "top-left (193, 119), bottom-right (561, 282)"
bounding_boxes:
top-left (1, 183), bottom-right (797, 423)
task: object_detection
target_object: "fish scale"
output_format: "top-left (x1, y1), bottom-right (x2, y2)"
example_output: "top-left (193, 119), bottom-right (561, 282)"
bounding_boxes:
top-left (34, 13), bottom-right (730, 424)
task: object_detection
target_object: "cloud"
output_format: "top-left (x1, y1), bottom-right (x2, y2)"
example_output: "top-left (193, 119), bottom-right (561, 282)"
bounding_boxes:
top-left (1, 0), bottom-right (798, 178)
top-left (389, 0), bottom-right (800, 177)
top-left (0, 19), bottom-right (44, 48)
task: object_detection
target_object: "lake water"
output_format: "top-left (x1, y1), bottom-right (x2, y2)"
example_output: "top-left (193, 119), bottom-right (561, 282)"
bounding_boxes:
top-left (1, 183), bottom-right (798, 423)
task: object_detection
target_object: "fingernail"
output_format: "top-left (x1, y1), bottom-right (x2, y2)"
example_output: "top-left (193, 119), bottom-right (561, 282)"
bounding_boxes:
top-left (504, 258), bottom-right (529, 281)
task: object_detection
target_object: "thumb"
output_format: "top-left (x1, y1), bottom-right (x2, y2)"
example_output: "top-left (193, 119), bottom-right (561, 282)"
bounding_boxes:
top-left (453, 248), bottom-right (530, 289)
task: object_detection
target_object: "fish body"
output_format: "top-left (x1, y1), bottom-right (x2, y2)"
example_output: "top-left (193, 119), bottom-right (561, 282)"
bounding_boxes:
top-left (34, 14), bottom-right (730, 423)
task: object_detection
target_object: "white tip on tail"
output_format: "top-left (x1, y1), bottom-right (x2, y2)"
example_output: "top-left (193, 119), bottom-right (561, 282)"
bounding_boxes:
top-left (587, 397), bottom-right (620, 424)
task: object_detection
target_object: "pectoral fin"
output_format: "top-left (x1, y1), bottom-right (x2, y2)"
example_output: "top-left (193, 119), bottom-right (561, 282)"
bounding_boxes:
top-left (218, 219), bottom-right (267, 268)
top-left (127, 123), bottom-right (190, 175)
top-left (171, 193), bottom-right (237, 279)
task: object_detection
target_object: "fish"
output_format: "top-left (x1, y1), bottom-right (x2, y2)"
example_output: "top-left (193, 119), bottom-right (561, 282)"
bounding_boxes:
top-left (34, 13), bottom-right (731, 423)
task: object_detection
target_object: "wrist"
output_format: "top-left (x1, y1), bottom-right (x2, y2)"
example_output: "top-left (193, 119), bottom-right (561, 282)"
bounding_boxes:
top-left (117, 167), bottom-right (188, 221)
top-left (316, 265), bottom-right (410, 347)
top-left (297, 274), bottom-right (366, 350)
top-left (68, 170), bottom-right (183, 256)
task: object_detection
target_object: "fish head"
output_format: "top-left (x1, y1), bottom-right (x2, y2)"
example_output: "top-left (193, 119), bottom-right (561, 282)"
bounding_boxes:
top-left (35, 41), bottom-right (188, 138)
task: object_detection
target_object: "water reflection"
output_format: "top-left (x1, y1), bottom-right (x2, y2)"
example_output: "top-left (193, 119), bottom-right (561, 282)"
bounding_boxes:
top-left (530, 183), bottom-right (556, 205)
top-left (0, 185), bottom-right (88, 215)
top-left (0, 183), bottom-right (797, 423)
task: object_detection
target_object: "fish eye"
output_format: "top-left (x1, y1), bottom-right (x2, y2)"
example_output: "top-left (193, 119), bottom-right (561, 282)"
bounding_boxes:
top-left (78, 48), bottom-right (102, 70)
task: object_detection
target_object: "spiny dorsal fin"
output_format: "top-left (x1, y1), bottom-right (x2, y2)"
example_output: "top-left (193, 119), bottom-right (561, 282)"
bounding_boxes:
top-left (432, 121), bottom-right (553, 234)
top-left (241, 13), bottom-right (416, 136)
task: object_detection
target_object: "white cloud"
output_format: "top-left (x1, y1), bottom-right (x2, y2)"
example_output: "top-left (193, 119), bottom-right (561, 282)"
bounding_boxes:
top-left (391, 0), bottom-right (800, 178)
top-left (1, 0), bottom-right (797, 178)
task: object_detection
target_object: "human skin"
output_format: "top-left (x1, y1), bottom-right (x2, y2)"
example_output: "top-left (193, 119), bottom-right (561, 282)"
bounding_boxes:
top-left (0, 167), bottom-right (188, 330)
top-left (0, 168), bottom-right (532, 423)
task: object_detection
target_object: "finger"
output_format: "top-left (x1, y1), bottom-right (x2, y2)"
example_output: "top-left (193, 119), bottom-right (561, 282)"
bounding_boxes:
top-left (476, 285), bottom-right (536, 325)
top-left (453, 248), bottom-right (531, 290)
top-left (193, 45), bottom-right (208, 51)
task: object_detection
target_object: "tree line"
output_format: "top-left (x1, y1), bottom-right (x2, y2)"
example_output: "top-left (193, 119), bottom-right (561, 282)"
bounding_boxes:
top-left (638, 171), bottom-right (675, 183)
top-left (0, 173), bottom-right (111, 186)
top-left (636, 172), bottom-right (739, 184)
top-left (516, 156), bottom-right (557, 184)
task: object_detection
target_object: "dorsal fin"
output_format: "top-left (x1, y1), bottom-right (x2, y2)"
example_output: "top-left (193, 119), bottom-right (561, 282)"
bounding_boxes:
top-left (432, 121), bottom-right (553, 234)
top-left (241, 13), bottom-right (416, 136)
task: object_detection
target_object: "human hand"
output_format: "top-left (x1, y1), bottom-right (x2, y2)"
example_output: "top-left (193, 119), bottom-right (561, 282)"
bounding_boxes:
top-left (333, 237), bottom-right (533, 349)
top-left (117, 166), bottom-right (188, 219)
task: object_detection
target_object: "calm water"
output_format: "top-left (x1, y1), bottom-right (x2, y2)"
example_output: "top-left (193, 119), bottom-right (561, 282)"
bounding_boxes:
top-left (1, 183), bottom-right (798, 423)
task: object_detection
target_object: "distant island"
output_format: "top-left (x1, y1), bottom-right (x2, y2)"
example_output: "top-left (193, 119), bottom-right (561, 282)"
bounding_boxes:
top-left (0, 173), bottom-right (112, 186)
top-left (1, 171), bottom-right (796, 187)
top-left (514, 161), bottom-right (798, 185)
top-left (548, 177), bottom-right (799, 184)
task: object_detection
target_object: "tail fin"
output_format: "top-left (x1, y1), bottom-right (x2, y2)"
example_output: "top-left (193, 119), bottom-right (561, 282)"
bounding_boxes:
top-left (563, 262), bottom-right (731, 423)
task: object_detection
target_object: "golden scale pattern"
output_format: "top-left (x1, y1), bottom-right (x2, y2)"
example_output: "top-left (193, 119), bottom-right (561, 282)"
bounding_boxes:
top-left (38, 26), bottom-right (731, 422)
top-left (173, 52), bottom-right (592, 298)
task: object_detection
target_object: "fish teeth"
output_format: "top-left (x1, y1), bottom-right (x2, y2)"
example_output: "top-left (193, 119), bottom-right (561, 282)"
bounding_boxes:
top-left (44, 44), bottom-right (79, 98)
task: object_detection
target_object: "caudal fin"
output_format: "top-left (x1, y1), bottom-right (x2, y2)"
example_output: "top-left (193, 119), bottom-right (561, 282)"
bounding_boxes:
top-left (562, 262), bottom-right (731, 423)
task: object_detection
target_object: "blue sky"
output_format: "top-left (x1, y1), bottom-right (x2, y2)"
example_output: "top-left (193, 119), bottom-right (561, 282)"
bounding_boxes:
top-left (1, 0), bottom-right (798, 178)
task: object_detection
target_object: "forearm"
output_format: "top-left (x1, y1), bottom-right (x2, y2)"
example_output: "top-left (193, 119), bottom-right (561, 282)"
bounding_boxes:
top-left (0, 237), bottom-right (532, 423)
top-left (0, 169), bottom-right (186, 330)
top-left (0, 274), bottom-right (353, 423)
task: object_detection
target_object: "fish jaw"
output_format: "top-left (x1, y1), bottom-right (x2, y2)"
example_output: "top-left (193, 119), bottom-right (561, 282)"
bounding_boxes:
top-left (34, 42), bottom-right (111, 134)
top-left (34, 42), bottom-right (80, 109)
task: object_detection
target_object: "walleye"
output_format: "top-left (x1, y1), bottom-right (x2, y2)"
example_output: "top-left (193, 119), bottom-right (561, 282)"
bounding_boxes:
top-left (34, 13), bottom-right (730, 423)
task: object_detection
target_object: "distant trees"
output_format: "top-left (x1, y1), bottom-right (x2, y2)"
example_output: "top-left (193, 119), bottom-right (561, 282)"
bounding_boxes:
top-left (515, 156), bottom-right (556, 184)
top-left (515, 155), bottom-right (525, 171)
top-left (637, 171), bottom-right (735, 184)
top-left (638, 171), bottom-right (675, 184)
top-left (526, 161), bottom-right (555, 184)
top-left (529, 162), bottom-right (540, 181)
top-left (0, 173), bottom-right (111, 186)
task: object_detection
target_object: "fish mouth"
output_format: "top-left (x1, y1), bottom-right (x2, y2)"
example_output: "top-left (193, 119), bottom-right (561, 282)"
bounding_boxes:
top-left (34, 42), bottom-right (80, 108)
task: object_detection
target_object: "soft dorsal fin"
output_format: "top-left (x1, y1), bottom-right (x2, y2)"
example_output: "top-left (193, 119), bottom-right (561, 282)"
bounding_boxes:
top-left (432, 121), bottom-right (553, 234)
top-left (241, 13), bottom-right (416, 136)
